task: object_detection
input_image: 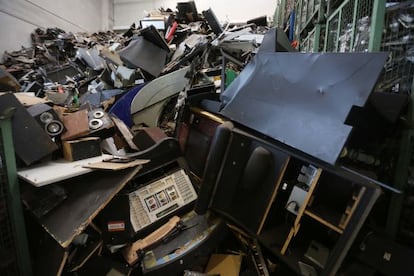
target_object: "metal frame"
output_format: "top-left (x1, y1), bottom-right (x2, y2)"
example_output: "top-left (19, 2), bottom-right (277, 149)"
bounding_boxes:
top-left (324, 0), bottom-right (385, 52)
top-left (293, 0), bottom-right (326, 52)
top-left (321, 0), bottom-right (414, 240)
top-left (274, 0), bottom-right (287, 28)
top-left (368, 0), bottom-right (385, 51)
top-left (300, 24), bottom-right (324, 52)
top-left (381, 1), bottom-right (414, 237)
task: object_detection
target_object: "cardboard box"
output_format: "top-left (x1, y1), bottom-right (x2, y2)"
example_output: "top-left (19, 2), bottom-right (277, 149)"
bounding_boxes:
top-left (205, 254), bottom-right (242, 276)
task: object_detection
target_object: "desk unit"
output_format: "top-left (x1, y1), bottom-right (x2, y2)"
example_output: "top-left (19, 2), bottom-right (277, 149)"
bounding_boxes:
top-left (21, 137), bottom-right (193, 275)
top-left (259, 156), bottom-right (380, 275)
top-left (194, 117), bottom-right (381, 275)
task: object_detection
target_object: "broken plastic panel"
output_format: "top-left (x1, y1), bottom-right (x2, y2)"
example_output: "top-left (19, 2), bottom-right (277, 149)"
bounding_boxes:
top-left (220, 52), bottom-right (388, 164)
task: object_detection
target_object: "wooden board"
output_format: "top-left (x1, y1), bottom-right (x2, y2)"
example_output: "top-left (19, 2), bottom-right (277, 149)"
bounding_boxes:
top-left (83, 159), bottom-right (150, 170)
top-left (1, 92), bottom-right (49, 106)
top-left (17, 154), bottom-right (113, 187)
top-left (61, 109), bottom-right (90, 141)
top-left (39, 166), bottom-right (141, 248)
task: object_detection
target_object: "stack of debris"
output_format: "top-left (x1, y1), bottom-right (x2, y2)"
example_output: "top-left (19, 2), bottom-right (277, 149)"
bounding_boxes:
top-left (0, 3), bottom-right (283, 168)
top-left (0, 1), bottom-right (296, 275)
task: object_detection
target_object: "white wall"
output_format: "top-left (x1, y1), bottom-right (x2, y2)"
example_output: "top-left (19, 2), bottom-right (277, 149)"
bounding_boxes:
top-left (0, 0), bottom-right (114, 54)
top-left (114, 0), bottom-right (277, 29)
top-left (114, 0), bottom-right (155, 28)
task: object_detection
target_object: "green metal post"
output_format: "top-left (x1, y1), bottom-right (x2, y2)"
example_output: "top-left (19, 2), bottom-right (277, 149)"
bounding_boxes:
top-left (0, 108), bottom-right (32, 276)
top-left (303, 0), bottom-right (307, 27)
top-left (324, 16), bottom-right (330, 51)
top-left (335, 8), bottom-right (342, 51)
top-left (313, 24), bottom-right (321, 52)
top-left (350, 0), bottom-right (359, 51)
top-left (279, 0), bottom-right (287, 28)
top-left (368, 0), bottom-right (386, 51)
top-left (295, 0), bottom-right (303, 40)
top-left (317, 0), bottom-right (325, 22)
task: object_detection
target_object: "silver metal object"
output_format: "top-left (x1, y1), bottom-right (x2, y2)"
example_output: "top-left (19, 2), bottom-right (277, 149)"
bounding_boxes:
top-left (92, 110), bottom-right (104, 119)
top-left (39, 111), bottom-right (53, 123)
top-left (45, 120), bottom-right (64, 136)
top-left (89, 118), bottom-right (103, 130)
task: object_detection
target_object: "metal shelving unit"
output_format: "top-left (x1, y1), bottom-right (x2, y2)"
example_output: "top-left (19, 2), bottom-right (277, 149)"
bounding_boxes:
top-left (300, 23), bottom-right (325, 52)
top-left (377, 1), bottom-right (414, 95)
top-left (273, 0), bottom-right (285, 28)
top-left (323, 0), bottom-right (414, 240)
top-left (382, 1), bottom-right (414, 239)
top-left (273, 0), bottom-right (296, 29)
top-left (295, 0), bottom-right (325, 34)
top-left (324, 0), bottom-right (385, 52)
top-left (293, 0), bottom-right (326, 52)
top-left (274, 0), bottom-right (414, 245)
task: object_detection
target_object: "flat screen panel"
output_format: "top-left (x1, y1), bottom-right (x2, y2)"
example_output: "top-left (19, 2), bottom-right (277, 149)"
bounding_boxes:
top-left (220, 52), bottom-right (388, 164)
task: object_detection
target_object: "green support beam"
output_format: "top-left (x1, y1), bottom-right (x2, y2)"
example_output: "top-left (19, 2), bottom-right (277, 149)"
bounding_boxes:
top-left (0, 108), bottom-right (32, 276)
top-left (349, 0), bottom-right (359, 51)
top-left (313, 24), bottom-right (322, 52)
top-left (368, 0), bottom-right (386, 51)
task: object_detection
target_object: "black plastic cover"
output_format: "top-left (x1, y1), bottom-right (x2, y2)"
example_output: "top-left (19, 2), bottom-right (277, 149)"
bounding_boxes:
top-left (220, 52), bottom-right (388, 164)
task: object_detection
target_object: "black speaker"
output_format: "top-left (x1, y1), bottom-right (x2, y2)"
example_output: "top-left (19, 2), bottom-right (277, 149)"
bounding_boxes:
top-left (27, 103), bottom-right (64, 137)
top-left (198, 124), bottom-right (291, 234)
top-left (0, 93), bottom-right (58, 165)
top-left (194, 122), bottom-right (233, 215)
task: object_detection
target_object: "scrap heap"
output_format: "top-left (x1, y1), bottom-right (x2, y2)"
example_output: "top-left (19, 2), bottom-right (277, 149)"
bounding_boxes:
top-left (0, 2), bottom-right (280, 274)
top-left (0, 4), bottom-right (273, 166)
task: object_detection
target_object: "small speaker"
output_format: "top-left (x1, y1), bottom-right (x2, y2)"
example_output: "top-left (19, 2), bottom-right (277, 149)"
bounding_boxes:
top-left (86, 108), bottom-right (115, 140)
top-left (132, 127), bottom-right (167, 150)
top-left (27, 103), bottom-right (65, 137)
top-left (88, 109), bottom-right (112, 131)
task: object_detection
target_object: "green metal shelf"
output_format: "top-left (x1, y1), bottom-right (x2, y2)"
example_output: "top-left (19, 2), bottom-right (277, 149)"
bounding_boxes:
top-left (377, 1), bottom-right (414, 95)
top-left (382, 1), bottom-right (414, 238)
top-left (324, 0), bottom-right (385, 52)
top-left (292, 0), bottom-right (326, 52)
top-left (300, 24), bottom-right (325, 52)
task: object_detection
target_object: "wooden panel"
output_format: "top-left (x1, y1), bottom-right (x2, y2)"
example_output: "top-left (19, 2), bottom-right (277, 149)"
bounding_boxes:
top-left (38, 166), bottom-right (141, 248)
top-left (83, 159), bottom-right (149, 170)
top-left (292, 168), bottom-right (322, 229)
top-left (17, 154), bottom-right (112, 187)
top-left (339, 186), bottom-right (366, 229)
top-left (61, 109), bottom-right (90, 141)
top-left (281, 224), bottom-right (301, 255)
top-left (304, 210), bottom-right (344, 234)
top-left (281, 168), bottom-right (322, 254)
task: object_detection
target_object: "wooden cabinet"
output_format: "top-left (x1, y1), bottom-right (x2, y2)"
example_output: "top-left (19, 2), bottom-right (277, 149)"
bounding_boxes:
top-left (258, 157), bottom-right (381, 275)
top-left (189, 109), bottom-right (383, 275)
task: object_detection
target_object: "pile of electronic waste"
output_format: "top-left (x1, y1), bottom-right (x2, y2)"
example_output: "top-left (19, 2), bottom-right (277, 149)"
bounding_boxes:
top-left (0, 2), bottom-right (294, 275)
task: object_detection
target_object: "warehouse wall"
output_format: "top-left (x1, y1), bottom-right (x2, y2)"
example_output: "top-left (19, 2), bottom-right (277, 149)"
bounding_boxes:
top-left (114, 0), bottom-right (277, 29)
top-left (0, 0), bottom-right (114, 54)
